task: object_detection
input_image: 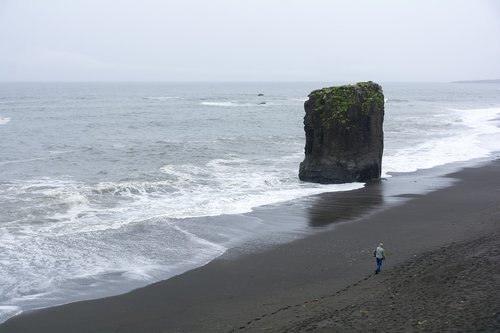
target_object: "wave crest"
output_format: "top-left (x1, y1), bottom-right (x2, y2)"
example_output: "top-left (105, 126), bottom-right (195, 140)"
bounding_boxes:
top-left (200, 101), bottom-right (266, 107)
top-left (143, 96), bottom-right (182, 101)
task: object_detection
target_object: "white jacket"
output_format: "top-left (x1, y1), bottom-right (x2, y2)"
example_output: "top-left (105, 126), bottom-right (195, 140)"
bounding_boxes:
top-left (375, 246), bottom-right (385, 259)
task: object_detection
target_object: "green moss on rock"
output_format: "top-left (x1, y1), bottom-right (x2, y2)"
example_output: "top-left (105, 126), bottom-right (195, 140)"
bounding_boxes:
top-left (308, 81), bottom-right (383, 128)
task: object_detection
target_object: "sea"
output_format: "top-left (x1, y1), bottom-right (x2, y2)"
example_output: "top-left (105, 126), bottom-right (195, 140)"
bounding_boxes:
top-left (1, 82), bottom-right (500, 322)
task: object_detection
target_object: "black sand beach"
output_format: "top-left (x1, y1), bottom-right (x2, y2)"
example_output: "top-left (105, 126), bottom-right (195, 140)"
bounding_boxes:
top-left (1, 159), bottom-right (499, 333)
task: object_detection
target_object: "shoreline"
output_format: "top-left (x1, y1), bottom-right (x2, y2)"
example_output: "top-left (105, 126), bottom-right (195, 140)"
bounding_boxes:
top-left (1, 157), bottom-right (500, 332)
top-left (0, 157), bottom-right (463, 323)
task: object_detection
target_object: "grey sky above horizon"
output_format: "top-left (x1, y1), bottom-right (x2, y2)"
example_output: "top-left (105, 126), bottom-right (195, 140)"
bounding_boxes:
top-left (1, 0), bottom-right (499, 82)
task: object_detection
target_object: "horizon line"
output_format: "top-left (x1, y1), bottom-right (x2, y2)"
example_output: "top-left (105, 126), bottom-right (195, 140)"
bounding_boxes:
top-left (0, 79), bottom-right (472, 84)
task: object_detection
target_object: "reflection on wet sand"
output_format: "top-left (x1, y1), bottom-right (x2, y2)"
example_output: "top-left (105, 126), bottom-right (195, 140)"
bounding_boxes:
top-left (307, 167), bottom-right (459, 228)
top-left (307, 180), bottom-right (384, 227)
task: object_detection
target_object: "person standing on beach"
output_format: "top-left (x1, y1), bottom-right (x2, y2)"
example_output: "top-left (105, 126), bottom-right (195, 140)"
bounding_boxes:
top-left (374, 243), bottom-right (385, 274)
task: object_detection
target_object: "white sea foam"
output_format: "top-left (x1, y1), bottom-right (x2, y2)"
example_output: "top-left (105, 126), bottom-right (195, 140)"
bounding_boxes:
top-left (0, 157), bottom-right (46, 166)
top-left (385, 98), bottom-right (409, 103)
top-left (158, 159), bottom-right (364, 219)
top-left (0, 306), bottom-right (22, 324)
top-left (383, 107), bottom-right (500, 176)
top-left (200, 101), bottom-right (264, 107)
top-left (0, 154), bottom-right (364, 237)
top-left (0, 117), bottom-right (11, 125)
top-left (455, 107), bottom-right (500, 134)
top-left (0, 189), bottom-right (229, 308)
top-left (173, 225), bottom-right (227, 254)
top-left (143, 96), bottom-right (182, 101)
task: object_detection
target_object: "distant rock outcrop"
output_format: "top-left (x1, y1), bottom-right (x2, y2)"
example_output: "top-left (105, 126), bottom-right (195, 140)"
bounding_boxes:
top-left (299, 81), bottom-right (384, 184)
top-left (451, 79), bottom-right (500, 84)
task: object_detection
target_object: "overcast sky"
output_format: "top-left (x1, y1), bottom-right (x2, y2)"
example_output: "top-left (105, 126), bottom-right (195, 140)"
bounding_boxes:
top-left (1, 0), bottom-right (499, 82)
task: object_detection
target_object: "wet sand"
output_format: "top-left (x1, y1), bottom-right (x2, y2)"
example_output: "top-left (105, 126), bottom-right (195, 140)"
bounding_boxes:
top-left (1, 159), bottom-right (499, 332)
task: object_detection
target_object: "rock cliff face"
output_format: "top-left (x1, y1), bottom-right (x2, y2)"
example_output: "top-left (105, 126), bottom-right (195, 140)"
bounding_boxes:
top-left (299, 81), bottom-right (384, 184)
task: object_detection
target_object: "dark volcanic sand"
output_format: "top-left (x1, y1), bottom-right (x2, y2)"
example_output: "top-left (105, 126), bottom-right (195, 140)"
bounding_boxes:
top-left (1, 159), bottom-right (499, 333)
top-left (242, 233), bottom-right (500, 332)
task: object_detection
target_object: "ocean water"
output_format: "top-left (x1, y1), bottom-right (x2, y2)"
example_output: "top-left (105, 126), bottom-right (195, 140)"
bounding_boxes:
top-left (1, 82), bottom-right (500, 322)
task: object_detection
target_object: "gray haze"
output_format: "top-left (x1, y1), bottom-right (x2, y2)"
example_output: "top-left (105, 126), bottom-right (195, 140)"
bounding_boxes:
top-left (1, 0), bottom-right (499, 82)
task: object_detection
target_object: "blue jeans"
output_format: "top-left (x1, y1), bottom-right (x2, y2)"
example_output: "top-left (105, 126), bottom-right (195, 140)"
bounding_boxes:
top-left (376, 258), bottom-right (383, 273)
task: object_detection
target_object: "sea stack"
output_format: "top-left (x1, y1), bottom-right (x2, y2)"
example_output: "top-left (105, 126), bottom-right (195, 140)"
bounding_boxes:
top-left (299, 81), bottom-right (384, 184)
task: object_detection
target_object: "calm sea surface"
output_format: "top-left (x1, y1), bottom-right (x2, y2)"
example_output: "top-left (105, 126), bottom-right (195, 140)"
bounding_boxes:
top-left (1, 82), bottom-right (500, 321)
